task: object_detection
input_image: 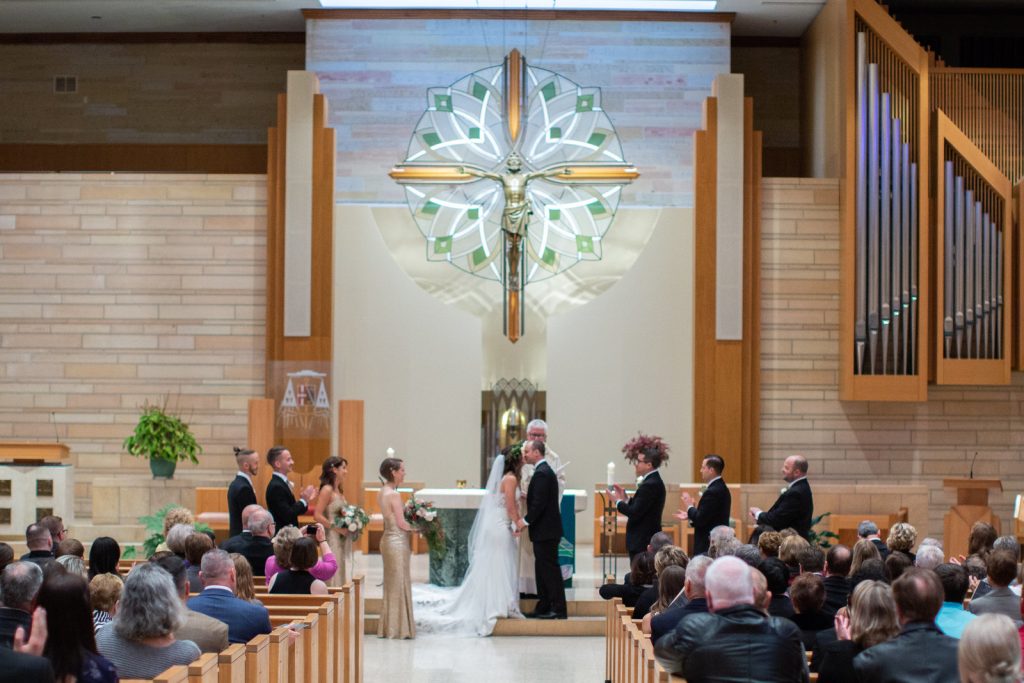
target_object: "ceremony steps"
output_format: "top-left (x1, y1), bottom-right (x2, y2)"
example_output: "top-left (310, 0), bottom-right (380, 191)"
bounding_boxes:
top-left (362, 598), bottom-right (606, 636)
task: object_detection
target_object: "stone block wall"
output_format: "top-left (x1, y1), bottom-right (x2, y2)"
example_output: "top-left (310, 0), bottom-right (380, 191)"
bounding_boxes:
top-left (761, 177), bottom-right (1024, 540)
top-left (0, 173), bottom-right (266, 519)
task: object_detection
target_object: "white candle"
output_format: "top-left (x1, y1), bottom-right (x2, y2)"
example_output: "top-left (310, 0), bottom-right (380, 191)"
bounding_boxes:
top-left (607, 461), bottom-right (615, 488)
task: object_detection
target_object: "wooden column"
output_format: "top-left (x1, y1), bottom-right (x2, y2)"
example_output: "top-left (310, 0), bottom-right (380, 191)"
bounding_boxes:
top-left (248, 398), bottom-right (276, 508)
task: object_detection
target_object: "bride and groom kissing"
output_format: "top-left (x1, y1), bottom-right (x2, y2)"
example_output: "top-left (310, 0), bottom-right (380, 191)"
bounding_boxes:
top-left (413, 438), bottom-right (566, 635)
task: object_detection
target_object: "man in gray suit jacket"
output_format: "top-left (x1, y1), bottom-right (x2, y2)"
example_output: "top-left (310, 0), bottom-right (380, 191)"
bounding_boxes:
top-left (968, 550), bottom-right (1023, 625)
top-left (152, 555), bottom-right (229, 653)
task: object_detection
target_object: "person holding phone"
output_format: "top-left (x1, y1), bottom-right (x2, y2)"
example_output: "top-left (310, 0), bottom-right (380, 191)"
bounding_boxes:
top-left (267, 526), bottom-right (328, 596)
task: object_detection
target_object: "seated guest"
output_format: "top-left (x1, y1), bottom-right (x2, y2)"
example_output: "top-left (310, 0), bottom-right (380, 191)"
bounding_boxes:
top-left (155, 508), bottom-right (194, 554)
top-left (187, 550), bottom-right (271, 644)
top-left (37, 517), bottom-right (67, 549)
top-left (885, 551), bottom-right (913, 582)
top-left (761, 557), bottom-right (794, 619)
top-left (184, 533), bottom-right (214, 593)
top-left (758, 530), bottom-right (782, 559)
top-left (54, 555), bottom-right (87, 579)
top-left (915, 544), bottom-right (945, 571)
top-left (816, 580), bottom-right (899, 683)
top-left (934, 563), bottom-right (976, 638)
top-left (959, 614), bottom-right (1020, 683)
top-left (852, 568), bottom-right (958, 683)
top-left (790, 573), bottom-right (833, 649)
top-left (264, 520), bottom-right (337, 583)
top-left (967, 522), bottom-right (997, 562)
top-left (850, 539), bottom-right (881, 576)
top-left (708, 526), bottom-right (739, 559)
top-left (87, 538), bottom-right (121, 581)
top-left (0, 604), bottom-right (55, 682)
top-left (268, 536), bottom-right (328, 595)
top-left (151, 555), bottom-right (228, 653)
top-left (650, 555), bottom-right (713, 643)
top-left (972, 536), bottom-right (1022, 601)
top-left (0, 562), bottom-right (43, 648)
top-left (598, 551), bottom-right (655, 608)
top-left (0, 543), bottom-right (13, 574)
top-left (220, 504), bottom-right (262, 553)
top-left (96, 563), bottom-right (201, 679)
top-left (634, 545), bottom-right (689, 622)
top-left (751, 568), bottom-right (771, 613)
top-left (21, 525), bottom-right (55, 570)
top-left (88, 573), bottom-right (122, 633)
top-left (231, 508), bottom-right (276, 577)
top-left (885, 522), bottom-right (917, 563)
top-left (229, 553), bottom-right (263, 605)
top-left (857, 520), bottom-right (890, 560)
top-left (642, 565), bottom-right (686, 635)
top-left (164, 523), bottom-right (195, 560)
top-left (654, 556), bottom-right (806, 680)
top-left (625, 552), bottom-right (658, 619)
top-left (605, 532), bottom-right (672, 589)
top-left (780, 535), bottom-right (810, 579)
top-left (822, 545), bottom-right (852, 617)
top-left (35, 572), bottom-right (117, 683)
top-left (969, 551), bottom-right (1022, 625)
top-left (799, 546), bottom-right (825, 575)
top-left (54, 538), bottom-right (84, 559)
top-left (732, 544), bottom-right (763, 568)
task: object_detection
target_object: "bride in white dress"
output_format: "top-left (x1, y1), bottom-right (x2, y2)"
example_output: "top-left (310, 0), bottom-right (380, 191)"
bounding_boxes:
top-left (413, 451), bottom-right (525, 636)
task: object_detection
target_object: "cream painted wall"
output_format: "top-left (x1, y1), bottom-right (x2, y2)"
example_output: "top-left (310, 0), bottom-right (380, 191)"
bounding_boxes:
top-left (547, 208), bottom-right (694, 542)
top-left (333, 205), bottom-right (483, 488)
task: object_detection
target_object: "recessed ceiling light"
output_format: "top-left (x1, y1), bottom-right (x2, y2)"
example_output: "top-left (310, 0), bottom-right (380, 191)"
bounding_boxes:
top-left (318, 0), bottom-right (716, 10)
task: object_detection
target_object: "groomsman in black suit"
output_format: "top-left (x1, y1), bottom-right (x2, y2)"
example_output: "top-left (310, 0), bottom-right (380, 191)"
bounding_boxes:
top-left (264, 445), bottom-right (316, 530)
top-left (517, 440), bottom-right (566, 620)
top-left (676, 454), bottom-right (731, 556)
top-left (749, 455), bottom-right (814, 540)
top-left (227, 448), bottom-right (259, 538)
top-left (611, 446), bottom-right (667, 561)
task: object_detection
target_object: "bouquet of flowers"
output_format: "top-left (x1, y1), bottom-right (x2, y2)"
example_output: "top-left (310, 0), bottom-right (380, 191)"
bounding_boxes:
top-left (403, 496), bottom-right (445, 553)
top-left (334, 504), bottom-right (370, 541)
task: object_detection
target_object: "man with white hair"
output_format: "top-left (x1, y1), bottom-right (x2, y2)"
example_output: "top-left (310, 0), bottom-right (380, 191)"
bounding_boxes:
top-left (186, 549), bottom-right (271, 644)
top-left (857, 519), bottom-right (890, 559)
top-left (650, 555), bottom-right (713, 642)
top-left (915, 544), bottom-right (945, 571)
top-left (654, 556), bottom-right (807, 681)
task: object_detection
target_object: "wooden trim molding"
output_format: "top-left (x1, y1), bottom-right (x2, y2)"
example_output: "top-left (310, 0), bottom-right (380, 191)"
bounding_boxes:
top-left (0, 32), bottom-right (305, 44)
top-left (303, 8), bottom-right (735, 22)
top-left (0, 144), bottom-right (266, 174)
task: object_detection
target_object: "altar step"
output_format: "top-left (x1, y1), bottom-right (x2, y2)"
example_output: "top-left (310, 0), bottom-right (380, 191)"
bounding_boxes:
top-left (363, 598), bottom-right (606, 636)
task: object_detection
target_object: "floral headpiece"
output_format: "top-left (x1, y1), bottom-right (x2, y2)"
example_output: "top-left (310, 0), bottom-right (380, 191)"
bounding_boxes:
top-left (621, 432), bottom-right (670, 464)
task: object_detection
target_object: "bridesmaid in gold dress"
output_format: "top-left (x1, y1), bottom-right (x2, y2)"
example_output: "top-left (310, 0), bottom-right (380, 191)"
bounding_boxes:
top-left (377, 457), bottom-right (415, 639)
top-left (313, 456), bottom-right (352, 586)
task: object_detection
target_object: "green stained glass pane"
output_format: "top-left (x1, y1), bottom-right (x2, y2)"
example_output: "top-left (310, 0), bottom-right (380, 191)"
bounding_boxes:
top-left (587, 132), bottom-right (607, 147)
top-left (472, 82), bottom-right (489, 101)
top-left (472, 247), bottom-right (488, 266)
top-left (433, 236), bottom-right (452, 254)
top-left (541, 82), bottom-right (557, 101)
top-left (422, 201), bottom-right (440, 215)
top-left (468, 127), bottom-right (481, 140)
top-left (547, 208), bottom-right (561, 221)
top-left (467, 208), bottom-right (479, 220)
top-left (576, 235), bottom-right (594, 253)
top-left (587, 201), bottom-right (606, 215)
top-left (576, 94), bottom-right (594, 112)
top-left (434, 94), bottom-right (452, 112)
top-left (423, 132), bottom-right (442, 147)
top-left (542, 248), bottom-right (557, 266)
top-left (549, 127), bottom-right (562, 139)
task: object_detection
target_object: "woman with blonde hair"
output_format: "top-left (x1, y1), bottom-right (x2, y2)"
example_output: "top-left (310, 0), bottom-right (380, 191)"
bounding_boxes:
top-left (779, 535), bottom-right (810, 578)
top-left (229, 553), bottom-right (262, 605)
top-left (886, 522), bottom-right (918, 562)
top-left (155, 508), bottom-right (195, 554)
top-left (958, 613), bottom-right (1021, 683)
top-left (849, 538), bottom-right (882, 576)
top-left (817, 580), bottom-right (900, 683)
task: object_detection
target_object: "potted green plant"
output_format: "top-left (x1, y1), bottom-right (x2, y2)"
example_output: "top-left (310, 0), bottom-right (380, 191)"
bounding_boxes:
top-left (123, 402), bottom-right (202, 479)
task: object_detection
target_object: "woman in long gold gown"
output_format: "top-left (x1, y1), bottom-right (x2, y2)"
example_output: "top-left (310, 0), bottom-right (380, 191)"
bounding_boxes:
top-left (313, 456), bottom-right (352, 586)
top-left (377, 457), bottom-right (415, 639)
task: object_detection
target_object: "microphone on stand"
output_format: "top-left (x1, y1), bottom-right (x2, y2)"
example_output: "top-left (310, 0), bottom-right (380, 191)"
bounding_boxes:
top-left (969, 451), bottom-right (978, 479)
top-left (51, 411), bottom-right (61, 444)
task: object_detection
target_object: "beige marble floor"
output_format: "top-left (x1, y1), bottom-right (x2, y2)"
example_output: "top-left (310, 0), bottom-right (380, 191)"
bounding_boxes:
top-left (358, 542), bottom-right (616, 682)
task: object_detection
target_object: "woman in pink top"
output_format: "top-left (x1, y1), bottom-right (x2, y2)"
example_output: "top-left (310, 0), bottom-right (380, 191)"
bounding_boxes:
top-left (265, 524), bottom-right (337, 581)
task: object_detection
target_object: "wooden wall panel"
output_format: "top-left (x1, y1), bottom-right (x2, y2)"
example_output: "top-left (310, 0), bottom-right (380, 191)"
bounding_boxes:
top-left (248, 398), bottom-right (276, 508)
top-left (0, 143), bottom-right (266, 173)
top-left (338, 401), bottom-right (365, 508)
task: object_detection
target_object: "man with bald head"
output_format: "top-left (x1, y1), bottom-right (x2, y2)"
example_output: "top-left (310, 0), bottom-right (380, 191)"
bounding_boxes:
top-left (654, 556), bottom-right (806, 680)
top-left (749, 455), bottom-right (814, 540)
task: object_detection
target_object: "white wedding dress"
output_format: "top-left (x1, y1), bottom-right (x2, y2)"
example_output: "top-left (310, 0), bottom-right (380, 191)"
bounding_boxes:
top-left (413, 455), bottom-right (524, 636)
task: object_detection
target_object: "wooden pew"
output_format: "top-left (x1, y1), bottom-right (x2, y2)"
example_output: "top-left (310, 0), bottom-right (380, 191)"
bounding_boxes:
top-left (188, 653), bottom-right (219, 683)
top-left (245, 633), bottom-right (270, 683)
top-left (217, 643), bottom-right (246, 683)
top-left (267, 626), bottom-right (291, 683)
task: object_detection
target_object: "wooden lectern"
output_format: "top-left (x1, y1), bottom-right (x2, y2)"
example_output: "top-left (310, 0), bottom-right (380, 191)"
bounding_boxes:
top-left (943, 478), bottom-right (1002, 559)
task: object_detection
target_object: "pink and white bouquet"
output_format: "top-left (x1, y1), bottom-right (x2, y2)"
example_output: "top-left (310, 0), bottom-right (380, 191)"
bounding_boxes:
top-left (334, 505), bottom-right (370, 540)
top-left (403, 496), bottom-right (445, 553)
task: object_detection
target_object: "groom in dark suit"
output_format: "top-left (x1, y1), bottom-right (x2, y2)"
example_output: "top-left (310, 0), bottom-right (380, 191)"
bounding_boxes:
top-left (517, 439), bottom-right (566, 620)
top-left (677, 454), bottom-right (731, 556)
top-left (749, 454), bottom-right (814, 540)
top-left (264, 445), bottom-right (316, 530)
top-left (611, 446), bottom-right (667, 561)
